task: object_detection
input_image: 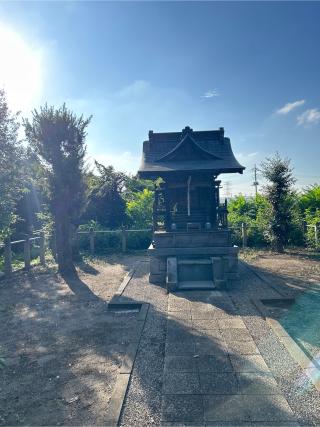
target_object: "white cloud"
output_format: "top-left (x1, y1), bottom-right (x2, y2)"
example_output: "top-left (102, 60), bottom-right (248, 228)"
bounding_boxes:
top-left (276, 99), bottom-right (305, 115)
top-left (202, 89), bottom-right (219, 98)
top-left (297, 108), bottom-right (320, 126)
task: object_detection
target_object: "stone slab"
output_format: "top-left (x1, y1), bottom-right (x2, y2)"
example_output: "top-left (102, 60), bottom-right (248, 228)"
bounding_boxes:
top-left (226, 340), bottom-right (261, 355)
top-left (199, 371), bottom-right (238, 394)
top-left (230, 354), bottom-right (270, 373)
top-left (196, 354), bottom-right (234, 373)
top-left (105, 373), bottom-right (131, 426)
top-left (164, 355), bottom-right (198, 373)
top-left (236, 372), bottom-right (280, 395)
top-left (161, 395), bottom-right (204, 423)
top-left (163, 371), bottom-right (201, 394)
top-left (204, 394), bottom-right (249, 422)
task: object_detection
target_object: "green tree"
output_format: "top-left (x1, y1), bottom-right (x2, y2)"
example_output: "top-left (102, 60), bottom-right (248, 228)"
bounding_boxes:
top-left (0, 89), bottom-right (24, 239)
top-left (228, 194), bottom-right (271, 246)
top-left (83, 162), bottom-right (127, 228)
top-left (24, 104), bottom-right (91, 275)
top-left (126, 188), bottom-right (153, 228)
top-left (261, 153), bottom-right (296, 252)
top-left (299, 184), bottom-right (320, 247)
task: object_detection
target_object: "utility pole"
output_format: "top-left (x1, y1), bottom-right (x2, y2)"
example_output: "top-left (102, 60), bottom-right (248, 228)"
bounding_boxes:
top-left (252, 164), bottom-right (259, 196)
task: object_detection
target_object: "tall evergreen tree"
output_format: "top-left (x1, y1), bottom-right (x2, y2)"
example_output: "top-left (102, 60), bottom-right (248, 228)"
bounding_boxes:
top-left (0, 89), bottom-right (24, 239)
top-left (261, 153), bottom-right (296, 252)
top-left (83, 162), bottom-right (127, 228)
top-left (24, 104), bottom-right (91, 274)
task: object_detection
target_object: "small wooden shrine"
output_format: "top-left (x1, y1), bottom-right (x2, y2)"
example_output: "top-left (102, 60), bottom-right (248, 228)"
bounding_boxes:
top-left (138, 126), bottom-right (245, 291)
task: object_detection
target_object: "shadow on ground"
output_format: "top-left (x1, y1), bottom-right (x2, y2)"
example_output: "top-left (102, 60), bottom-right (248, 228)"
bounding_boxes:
top-left (0, 252), bottom-right (319, 425)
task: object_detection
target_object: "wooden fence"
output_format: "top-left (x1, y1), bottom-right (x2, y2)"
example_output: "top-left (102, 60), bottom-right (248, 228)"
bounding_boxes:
top-left (234, 222), bottom-right (319, 249)
top-left (0, 228), bottom-right (152, 278)
top-left (75, 227), bottom-right (152, 255)
top-left (1, 233), bottom-right (46, 277)
top-left (1, 223), bottom-right (318, 278)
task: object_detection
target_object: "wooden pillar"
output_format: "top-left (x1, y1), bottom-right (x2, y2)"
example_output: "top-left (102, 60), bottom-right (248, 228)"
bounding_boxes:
top-left (241, 223), bottom-right (247, 248)
top-left (153, 187), bottom-right (158, 232)
top-left (164, 181), bottom-right (171, 231)
top-left (4, 238), bottom-right (12, 277)
top-left (121, 227), bottom-right (127, 253)
top-left (187, 176), bottom-right (191, 217)
top-left (39, 232), bottom-right (46, 266)
top-left (24, 236), bottom-right (31, 270)
top-left (89, 228), bottom-right (95, 255)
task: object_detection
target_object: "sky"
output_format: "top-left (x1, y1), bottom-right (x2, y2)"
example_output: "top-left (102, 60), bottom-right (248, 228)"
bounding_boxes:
top-left (0, 1), bottom-right (319, 197)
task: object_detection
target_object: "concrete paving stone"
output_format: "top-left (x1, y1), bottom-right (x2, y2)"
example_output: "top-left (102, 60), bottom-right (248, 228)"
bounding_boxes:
top-left (192, 319), bottom-right (219, 330)
top-left (166, 329), bottom-right (195, 343)
top-left (193, 328), bottom-right (223, 340)
top-left (222, 328), bottom-right (254, 342)
top-left (203, 394), bottom-right (250, 422)
top-left (218, 318), bottom-right (246, 329)
top-left (166, 341), bottom-right (195, 356)
top-left (237, 372), bottom-right (281, 395)
top-left (250, 422), bottom-right (300, 426)
top-left (161, 394), bottom-right (204, 423)
top-left (226, 340), bottom-right (261, 355)
top-left (230, 354), bottom-right (270, 372)
top-left (164, 356), bottom-right (198, 373)
top-left (190, 310), bottom-right (218, 320)
top-left (194, 339), bottom-right (228, 356)
top-left (163, 371), bottom-right (201, 394)
top-left (190, 302), bottom-right (216, 312)
top-left (167, 316), bottom-right (193, 329)
top-left (245, 394), bottom-right (296, 422)
top-left (196, 354), bottom-right (234, 372)
top-left (200, 371), bottom-right (238, 394)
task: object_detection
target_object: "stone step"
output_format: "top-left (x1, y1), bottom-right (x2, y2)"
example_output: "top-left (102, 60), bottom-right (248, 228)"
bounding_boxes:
top-left (178, 280), bottom-right (216, 290)
top-left (178, 258), bottom-right (212, 265)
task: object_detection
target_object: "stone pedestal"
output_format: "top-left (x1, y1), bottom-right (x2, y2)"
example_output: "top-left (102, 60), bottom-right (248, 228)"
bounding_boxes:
top-left (148, 230), bottom-right (239, 288)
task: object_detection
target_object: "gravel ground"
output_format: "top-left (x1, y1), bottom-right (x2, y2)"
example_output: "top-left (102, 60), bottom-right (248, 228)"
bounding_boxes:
top-left (1, 250), bottom-right (319, 426)
top-left (119, 260), bottom-right (168, 427)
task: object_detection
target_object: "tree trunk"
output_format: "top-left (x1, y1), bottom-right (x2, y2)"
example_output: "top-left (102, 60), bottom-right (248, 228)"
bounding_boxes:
top-left (55, 219), bottom-right (76, 275)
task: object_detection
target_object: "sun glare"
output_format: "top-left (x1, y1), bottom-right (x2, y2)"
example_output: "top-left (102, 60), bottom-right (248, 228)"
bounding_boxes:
top-left (0, 23), bottom-right (42, 113)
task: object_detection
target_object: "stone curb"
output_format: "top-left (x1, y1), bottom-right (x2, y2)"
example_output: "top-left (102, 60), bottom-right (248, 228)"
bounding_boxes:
top-left (252, 298), bottom-right (320, 392)
top-left (114, 263), bottom-right (138, 297)
top-left (105, 301), bottom-right (150, 426)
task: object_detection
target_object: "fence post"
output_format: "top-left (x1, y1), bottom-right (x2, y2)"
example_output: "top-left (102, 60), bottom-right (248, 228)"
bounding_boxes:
top-left (241, 222), bottom-right (247, 249)
top-left (4, 238), bottom-right (12, 277)
top-left (315, 223), bottom-right (319, 247)
top-left (24, 235), bottom-right (31, 270)
top-left (89, 228), bottom-right (95, 255)
top-left (39, 232), bottom-right (46, 266)
top-left (121, 227), bottom-right (127, 253)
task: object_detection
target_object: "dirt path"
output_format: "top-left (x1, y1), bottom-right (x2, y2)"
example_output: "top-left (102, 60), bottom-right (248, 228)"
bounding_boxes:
top-left (0, 254), bottom-right (145, 426)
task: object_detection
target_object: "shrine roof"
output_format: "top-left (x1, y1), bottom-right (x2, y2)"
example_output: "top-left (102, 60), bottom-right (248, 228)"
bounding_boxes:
top-left (138, 126), bottom-right (245, 178)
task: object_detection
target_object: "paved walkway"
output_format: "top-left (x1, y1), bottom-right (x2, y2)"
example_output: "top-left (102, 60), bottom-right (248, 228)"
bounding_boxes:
top-left (120, 260), bottom-right (320, 426)
top-left (161, 290), bottom-right (297, 426)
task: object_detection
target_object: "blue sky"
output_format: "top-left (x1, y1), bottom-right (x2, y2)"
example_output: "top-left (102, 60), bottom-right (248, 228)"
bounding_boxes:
top-left (0, 1), bottom-right (319, 196)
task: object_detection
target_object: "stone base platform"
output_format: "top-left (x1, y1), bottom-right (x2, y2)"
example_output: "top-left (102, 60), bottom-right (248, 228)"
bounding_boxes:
top-left (148, 245), bottom-right (239, 288)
